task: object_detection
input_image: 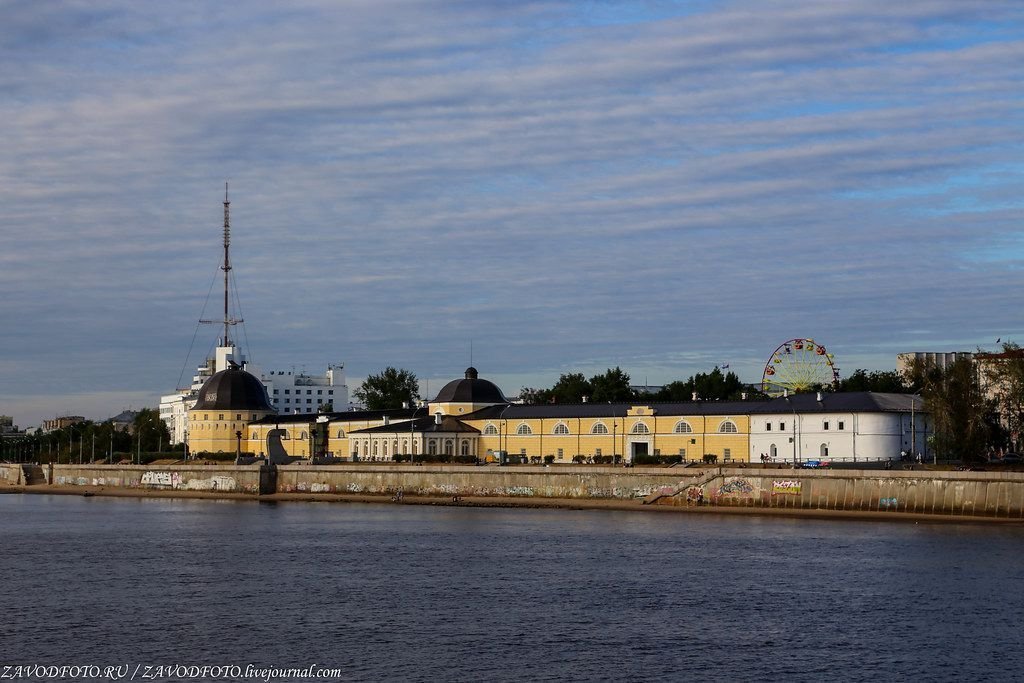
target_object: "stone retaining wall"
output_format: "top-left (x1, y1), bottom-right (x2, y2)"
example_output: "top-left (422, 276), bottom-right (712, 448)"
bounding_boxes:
top-left (49, 464), bottom-right (264, 494)
top-left (659, 467), bottom-right (1024, 518)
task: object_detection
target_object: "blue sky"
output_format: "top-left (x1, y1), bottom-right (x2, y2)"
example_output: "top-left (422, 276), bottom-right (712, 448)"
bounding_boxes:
top-left (2, 0), bottom-right (1024, 426)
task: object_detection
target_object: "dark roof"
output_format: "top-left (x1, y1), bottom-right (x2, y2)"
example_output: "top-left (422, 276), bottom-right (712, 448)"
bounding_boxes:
top-left (433, 367), bottom-right (507, 404)
top-left (747, 392), bottom-right (923, 414)
top-left (193, 366), bottom-right (274, 412)
top-left (250, 407), bottom-right (417, 425)
top-left (466, 393), bottom-right (922, 419)
top-left (352, 415), bottom-right (480, 434)
top-left (469, 400), bottom-right (758, 420)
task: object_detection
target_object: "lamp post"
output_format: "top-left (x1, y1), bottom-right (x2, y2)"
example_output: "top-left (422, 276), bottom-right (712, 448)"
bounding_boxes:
top-left (612, 422), bottom-right (617, 465)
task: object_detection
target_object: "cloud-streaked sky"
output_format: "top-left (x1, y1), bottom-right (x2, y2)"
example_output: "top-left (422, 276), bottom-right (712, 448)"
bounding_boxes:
top-left (3, 0), bottom-right (1023, 426)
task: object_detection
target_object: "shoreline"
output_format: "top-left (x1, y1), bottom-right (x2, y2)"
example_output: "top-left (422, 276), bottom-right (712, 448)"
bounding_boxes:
top-left (3, 484), bottom-right (1022, 525)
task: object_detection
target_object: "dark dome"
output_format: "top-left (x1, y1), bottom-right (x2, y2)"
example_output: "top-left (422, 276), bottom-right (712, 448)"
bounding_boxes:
top-left (193, 365), bottom-right (274, 411)
top-left (434, 367), bottom-right (507, 404)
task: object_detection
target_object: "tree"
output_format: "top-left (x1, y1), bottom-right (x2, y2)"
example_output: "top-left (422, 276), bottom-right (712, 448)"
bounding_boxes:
top-left (549, 373), bottom-right (592, 403)
top-left (518, 387), bottom-right (552, 405)
top-left (589, 367), bottom-right (634, 403)
top-left (652, 368), bottom-right (746, 401)
top-left (980, 342), bottom-right (1024, 451)
top-left (355, 367), bottom-right (420, 410)
top-left (912, 356), bottom-right (995, 463)
top-left (836, 369), bottom-right (908, 393)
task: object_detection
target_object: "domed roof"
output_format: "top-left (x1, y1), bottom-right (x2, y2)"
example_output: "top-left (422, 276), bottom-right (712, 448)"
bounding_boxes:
top-left (434, 367), bottom-right (507, 405)
top-left (193, 364), bottom-right (274, 411)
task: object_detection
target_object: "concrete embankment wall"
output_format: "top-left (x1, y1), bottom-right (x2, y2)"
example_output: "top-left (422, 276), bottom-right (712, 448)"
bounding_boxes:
top-left (661, 467), bottom-right (1024, 518)
top-left (49, 464), bottom-right (264, 494)
top-left (276, 464), bottom-right (690, 499)
top-left (8, 462), bottom-right (1024, 518)
top-left (0, 463), bottom-right (24, 485)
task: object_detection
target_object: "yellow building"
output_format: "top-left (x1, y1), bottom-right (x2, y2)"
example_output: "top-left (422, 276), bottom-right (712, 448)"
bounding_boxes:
top-left (236, 367), bottom-right (750, 463)
top-left (187, 363), bottom-right (277, 455)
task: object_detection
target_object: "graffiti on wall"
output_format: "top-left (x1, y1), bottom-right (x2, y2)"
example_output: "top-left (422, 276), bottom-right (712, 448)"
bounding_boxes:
top-left (140, 471), bottom-right (178, 488)
top-left (685, 485), bottom-right (705, 504)
top-left (772, 480), bottom-right (802, 495)
top-left (718, 478), bottom-right (754, 496)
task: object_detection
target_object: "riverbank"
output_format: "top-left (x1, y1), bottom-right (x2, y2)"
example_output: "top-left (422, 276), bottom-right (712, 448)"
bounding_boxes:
top-left (4, 483), bottom-right (1021, 525)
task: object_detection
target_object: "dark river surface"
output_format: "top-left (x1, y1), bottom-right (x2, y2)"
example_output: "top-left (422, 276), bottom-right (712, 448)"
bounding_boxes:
top-left (1, 494), bottom-right (1022, 682)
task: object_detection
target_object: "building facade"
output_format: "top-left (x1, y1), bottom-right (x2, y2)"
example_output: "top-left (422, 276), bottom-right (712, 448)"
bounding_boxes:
top-left (202, 367), bottom-right (925, 464)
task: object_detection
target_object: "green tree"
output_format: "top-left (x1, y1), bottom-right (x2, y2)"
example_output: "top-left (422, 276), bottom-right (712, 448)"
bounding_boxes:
top-left (549, 372), bottom-right (592, 403)
top-left (589, 367), bottom-right (634, 403)
top-left (913, 356), bottom-right (995, 462)
top-left (355, 367), bottom-right (420, 410)
top-left (133, 408), bottom-right (170, 453)
top-left (652, 368), bottom-right (747, 401)
top-left (836, 369), bottom-right (907, 393)
top-left (981, 343), bottom-right (1024, 451)
top-left (518, 387), bottom-right (552, 405)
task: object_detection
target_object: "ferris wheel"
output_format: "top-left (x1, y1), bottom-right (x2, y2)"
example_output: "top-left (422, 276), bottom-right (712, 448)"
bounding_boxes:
top-left (761, 338), bottom-right (840, 397)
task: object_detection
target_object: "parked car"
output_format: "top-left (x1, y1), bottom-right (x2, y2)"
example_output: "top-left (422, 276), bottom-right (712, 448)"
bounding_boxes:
top-left (1002, 453), bottom-right (1022, 464)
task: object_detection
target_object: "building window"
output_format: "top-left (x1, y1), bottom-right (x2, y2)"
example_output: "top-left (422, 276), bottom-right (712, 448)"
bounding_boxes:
top-left (461, 441), bottom-right (470, 456)
top-left (824, 421), bottom-right (830, 430)
top-left (631, 422), bottom-right (649, 434)
top-left (307, 390), bottom-right (312, 395)
top-left (838, 421), bottom-right (845, 430)
top-left (766, 422), bottom-right (772, 431)
top-left (678, 448), bottom-right (686, 457)
top-left (595, 448), bottom-right (602, 456)
top-left (591, 422), bottom-right (609, 434)
top-left (285, 390), bottom-right (290, 394)
top-left (219, 414), bottom-right (224, 420)
top-left (553, 423), bottom-right (569, 435)
top-left (483, 424), bottom-right (498, 435)
top-left (723, 448), bottom-right (731, 461)
top-left (236, 414), bottom-right (241, 420)
top-left (307, 399), bottom-right (312, 404)
top-left (328, 390), bottom-right (333, 395)
top-left (337, 429), bottom-right (345, 438)
top-left (300, 432), bottom-right (307, 440)
top-left (779, 422), bottom-right (785, 431)
top-left (273, 390), bottom-right (279, 394)
top-left (674, 421), bottom-right (692, 433)
top-left (516, 423), bottom-right (533, 435)
top-left (520, 448), bottom-right (526, 455)
top-left (317, 390), bottom-right (322, 395)
top-left (557, 448), bottom-right (563, 459)
top-left (719, 421), bottom-right (738, 433)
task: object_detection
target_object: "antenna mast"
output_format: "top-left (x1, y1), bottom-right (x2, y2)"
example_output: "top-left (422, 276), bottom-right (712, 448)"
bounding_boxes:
top-left (200, 182), bottom-right (243, 346)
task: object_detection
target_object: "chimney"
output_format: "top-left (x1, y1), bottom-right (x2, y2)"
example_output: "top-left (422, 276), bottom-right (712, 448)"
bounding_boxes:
top-left (692, 392), bottom-right (698, 401)
top-left (383, 415), bottom-right (390, 426)
top-left (783, 389), bottom-right (789, 398)
top-left (816, 391), bottom-right (823, 402)
top-left (435, 412), bottom-right (442, 425)
top-left (582, 395), bottom-right (589, 403)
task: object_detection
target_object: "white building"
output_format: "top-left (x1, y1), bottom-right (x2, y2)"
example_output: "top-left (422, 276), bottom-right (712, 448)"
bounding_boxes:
top-left (159, 343), bottom-right (350, 445)
top-left (748, 392), bottom-right (929, 463)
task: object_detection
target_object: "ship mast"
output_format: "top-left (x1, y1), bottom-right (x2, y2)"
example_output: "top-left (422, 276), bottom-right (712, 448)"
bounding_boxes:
top-left (200, 182), bottom-right (242, 348)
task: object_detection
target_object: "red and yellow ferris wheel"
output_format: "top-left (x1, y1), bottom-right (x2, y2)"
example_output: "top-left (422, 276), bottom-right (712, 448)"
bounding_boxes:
top-left (761, 338), bottom-right (840, 397)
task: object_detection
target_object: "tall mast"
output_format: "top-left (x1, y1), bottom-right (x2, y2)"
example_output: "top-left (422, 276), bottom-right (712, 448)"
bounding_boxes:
top-left (200, 182), bottom-right (242, 349)
top-left (222, 182), bottom-right (231, 347)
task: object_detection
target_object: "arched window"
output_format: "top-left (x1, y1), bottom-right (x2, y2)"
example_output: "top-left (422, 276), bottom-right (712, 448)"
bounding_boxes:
top-left (372, 442), bottom-right (378, 456)
top-left (337, 429), bottom-right (345, 438)
top-left (553, 423), bottom-right (569, 435)
top-left (483, 424), bottom-right (498, 435)
top-left (719, 420), bottom-right (738, 433)
top-left (299, 431), bottom-right (307, 440)
top-left (516, 423), bottom-right (533, 435)
top-left (820, 443), bottom-right (829, 458)
top-left (428, 440), bottom-right (437, 455)
top-left (591, 422), bottom-right (609, 434)
top-left (444, 440), bottom-right (454, 455)
top-left (673, 421), bottom-right (693, 433)
top-left (251, 432), bottom-right (257, 440)
top-left (631, 422), bottom-right (650, 434)
top-left (461, 441), bottom-right (470, 456)
top-left (383, 441), bottom-right (389, 456)
top-left (402, 439), bottom-right (408, 453)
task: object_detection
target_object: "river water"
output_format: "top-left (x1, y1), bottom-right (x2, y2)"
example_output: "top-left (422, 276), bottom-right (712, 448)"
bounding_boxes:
top-left (1, 494), bottom-right (1022, 682)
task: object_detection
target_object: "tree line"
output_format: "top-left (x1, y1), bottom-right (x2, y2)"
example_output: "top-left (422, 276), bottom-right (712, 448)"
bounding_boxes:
top-left (3, 408), bottom-right (174, 464)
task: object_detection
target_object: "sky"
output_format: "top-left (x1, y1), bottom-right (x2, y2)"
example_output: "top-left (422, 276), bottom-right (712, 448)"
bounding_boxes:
top-left (2, 0), bottom-right (1024, 427)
